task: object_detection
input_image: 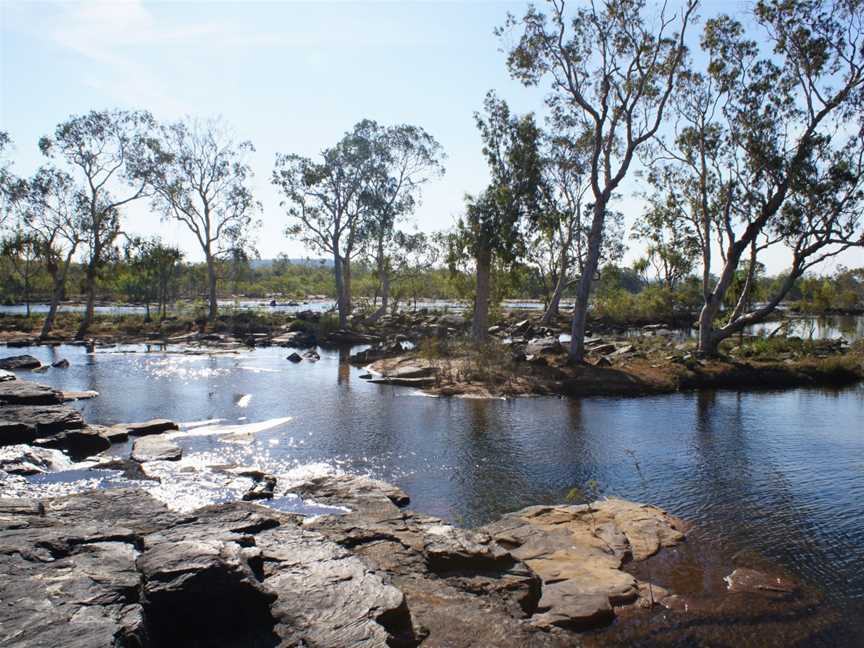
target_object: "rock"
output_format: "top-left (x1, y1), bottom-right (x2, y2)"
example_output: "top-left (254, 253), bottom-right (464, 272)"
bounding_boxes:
top-left (526, 337), bottom-right (565, 356)
top-left (588, 343), bottom-right (617, 356)
top-left (0, 404), bottom-right (85, 438)
top-left (0, 419), bottom-right (36, 446)
top-left (0, 354), bottom-right (42, 370)
top-left (122, 419), bottom-right (180, 436)
top-left (61, 390), bottom-right (99, 401)
top-left (34, 428), bottom-right (111, 459)
top-left (0, 380), bottom-right (63, 405)
top-left (0, 444), bottom-right (71, 475)
top-left (95, 425), bottom-right (130, 443)
top-left (242, 473), bottom-right (277, 500)
top-left (271, 330), bottom-right (316, 348)
top-left (0, 369), bottom-right (15, 382)
top-left (131, 435), bottom-right (182, 462)
top-left (482, 499), bottom-right (685, 630)
top-left (0, 473), bottom-right (687, 648)
top-left (286, 352), bottom-right (303, 363)
top-left (593, 356), bottom-right (612, 367)
top-left (51, 359), bottom-right (70, 368)
top-left (724, 568), bottom-right (798, 596)
top-left (303, 349), bottom-right (320, 361)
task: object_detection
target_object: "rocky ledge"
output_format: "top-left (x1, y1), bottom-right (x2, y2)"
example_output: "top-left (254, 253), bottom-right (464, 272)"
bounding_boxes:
top-left (0, 473), bottom-right (688, 647)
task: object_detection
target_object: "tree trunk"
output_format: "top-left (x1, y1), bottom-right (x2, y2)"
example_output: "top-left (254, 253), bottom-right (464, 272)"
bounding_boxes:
top-left (697, 298), bottom-right (721, 356)
top-left (206, 254), bottom-right (218, 321)
top-left (333, 252), bottom-right (348, 328)
top-left (364, 264), bottom-right (390, 324)
top-left (569, 204), bottom-right (605, 362)
top-left (76, 261), bottom-right (97, 340)
top-left (471, 246), bottom-right (492, 342)
top-left (41, 277), bottom-right (64, 339)
top-left (145, 302), bottom-right (151, 323)
top-left (342, 259), bottom-right (352, 321)
top-left (541, 252), bottom-right (568, 325)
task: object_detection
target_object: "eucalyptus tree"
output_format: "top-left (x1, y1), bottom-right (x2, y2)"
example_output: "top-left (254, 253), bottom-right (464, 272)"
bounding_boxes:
top-left (362, 124), bottom-right (445, 323)
top-left (121, 237), bottom-right (184, 321)
top-left (273, 120), bottom-right (383, 328)
top-left (456, 92), bottom-right (543, 341)
top-left (631, 187), bottom-right (700, 288)
top-left (501, 0), bottom-right (698, 360)
top-left (0, 132), bottom-right (25, 228)
top-left (38, 110), bottom-right (156, 338)
top-left (148, 118), bottom-right (261, 321)
top-left (0, 226), bottom-right (40, 316)
top-left (23, 167), bottom-right (85, 338)
top-left (646, 0), bottom-right (864, 355)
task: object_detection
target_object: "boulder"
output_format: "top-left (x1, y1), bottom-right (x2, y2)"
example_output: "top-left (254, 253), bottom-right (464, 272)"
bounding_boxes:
top-left (286, 352), bottom-right (303, 363)
top-left (131, 435), bottom-right (182, 462)
top-left (0, 355), bottom-right (42, 370)
top-left (0, 380), bottom-right (63, 406)
top-left (303, 349), bottom-right (320, 361)
top-left (0, 369), bottom-right (15, 382)
top-left (51, 359), bottom-right (70, 368)
top-left (122, 419), bottom-right (180, 436)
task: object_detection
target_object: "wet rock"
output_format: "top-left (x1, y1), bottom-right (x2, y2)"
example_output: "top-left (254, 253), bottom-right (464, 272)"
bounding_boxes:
top-left (350, 341), bottom-right (404, 364)
top-left (51, 359), bottom-right (70, 368)
top-left (0, 354), bottom-right (42, 370)
top-left (0, 404), bottom-right (85, 437)
top-left (0, 369), bottom-right (15, 382)
top-left (303, 349), bottom-right (320, 361)
top-left (482, 499), bottom-right (685, 630)
top-left (242, 473), bottom-right (277, 500)
top-left (122, 419), bottom-right (180, 436)
top-left (0, 444), bottom-right (70, 475)
top-left (324, 329), bottom-right (381, 345)
top-left (34, 428), bottom-right (111, 459)
top-left (0, 380), bottom-right (63, 405)
top-left (286, 352), bottom-right (303, 363)
top-left (131, 435), bottom-right (182, 462)
top-left (724, 568), bottom-right (798, 596)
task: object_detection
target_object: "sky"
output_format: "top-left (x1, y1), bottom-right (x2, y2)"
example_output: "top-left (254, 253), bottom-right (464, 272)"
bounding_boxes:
top-left (1, 0), bottom-right (861, 275)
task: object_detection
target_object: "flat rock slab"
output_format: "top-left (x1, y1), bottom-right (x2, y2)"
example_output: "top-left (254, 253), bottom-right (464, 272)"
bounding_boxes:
top-left (123, 419), bottom-right (180, 436)
top-left (482, 498), bottom-right (685, 630)
top-left (131, 435), bottom-right (182, 462)
top-left (0, 380), bottom-right (63, 405)
top-left (725, 567), bottom-right (798, 596)
top-left (0, 404), bottom-right (85, 442)
top-left (61, 390), bottom-right (99, 401)
top-left (0, 355), bottom-right (42, 370)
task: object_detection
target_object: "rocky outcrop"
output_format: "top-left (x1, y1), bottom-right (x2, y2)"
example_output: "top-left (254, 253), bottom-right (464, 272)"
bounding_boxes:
top-left (0, 354), bottom-right (42, 370)
top-left (482, 500), bottom-right (685, 630)
top-left (0, 470), bottom-right (693, 647)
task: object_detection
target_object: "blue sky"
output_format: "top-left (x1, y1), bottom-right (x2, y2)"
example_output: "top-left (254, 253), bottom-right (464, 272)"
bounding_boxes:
top-left (1, 0), bottom-right (860, 273)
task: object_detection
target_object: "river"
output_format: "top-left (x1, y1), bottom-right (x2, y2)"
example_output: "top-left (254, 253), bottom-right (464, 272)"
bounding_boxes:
top-left (1, 342), bottom-right (863, 644)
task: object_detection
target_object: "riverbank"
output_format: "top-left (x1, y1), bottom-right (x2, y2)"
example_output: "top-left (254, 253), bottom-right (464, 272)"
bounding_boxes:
top-left (367, 336), bottom-right (864, 398)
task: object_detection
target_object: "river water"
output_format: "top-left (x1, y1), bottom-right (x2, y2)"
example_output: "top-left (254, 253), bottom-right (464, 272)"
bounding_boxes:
top-left (2, 343), bottom-right (863, 644)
